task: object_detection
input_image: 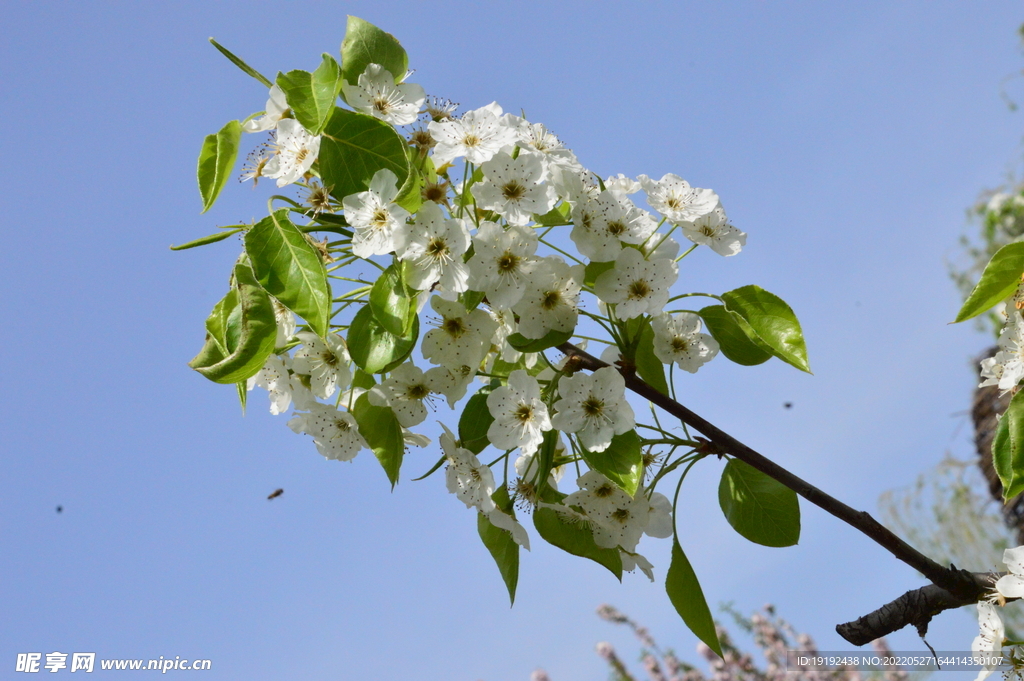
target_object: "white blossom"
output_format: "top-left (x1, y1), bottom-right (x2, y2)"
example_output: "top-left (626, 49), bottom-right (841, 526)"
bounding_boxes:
top-left (570, 191), bottom-right (657, 262)
top-left (342, 63), bottom-right (425, 126)
top-left (995, 545), bottom-right (1024, 600)
top-left (422, 296), bottom-right (498, 371)
top-left (243, 84), bottom-right (289, 133)
top-left (393, 202), bottom-right (470, 297)
top-left (486, 508), bottom-right (531, 550)
top-left (620, 549), bottom-right (655, 581)
top-left (563, 471), bottom-right (642, 550)
top-left (594, 247), bottom-right (678, 320)
top-left (972, 601), bottom-right (1005, 681)
top-left (680, 205), bottom-right (746, 256)
top-left (651, 312), bottom-right (720, 373)
top-left (291, 332), bottom-right (352, 399)
top-left (639, 173), bottom-right (719, 224)
top-left (472, 151), bottom-right (557, 225)
top-left (271, 298), bottom-right (297, 348)
top-left (343, 168), bottom-right (410, 258)
top-left (467, 222), bottom-right (540, 309)
top-left (263, 119), bottom-right (320, 188)
top-left (486, 370), bottom-right (552, 454)
top-left (441, 424), bottom-right (496, 513)
top-left (247, 353), bottom-right (294, 415)
top-left (368, 362), bottom-right (453, 427)
top-left (551, 368), bottom-right (634, 452)
top-left (505, 115), bottom-right (580, 171)
top-left (428, 102), bottom-right (518, 166)
top-left (605, 174), bottom-right (641, 194)
top-left (511, 257), bottom-right (583, 340)
top-left (287, 403), bottom-right (367, 462)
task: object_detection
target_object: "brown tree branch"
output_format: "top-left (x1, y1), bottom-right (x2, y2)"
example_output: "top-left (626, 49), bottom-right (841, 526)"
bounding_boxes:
top-left (835, 572), bottom-right (996, 645)
top-left (556, 341), bottom-right (987, 643)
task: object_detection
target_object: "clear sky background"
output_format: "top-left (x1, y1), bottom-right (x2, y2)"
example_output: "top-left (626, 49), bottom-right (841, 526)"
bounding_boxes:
top-left (3, 2), bottom-right (1024, 679)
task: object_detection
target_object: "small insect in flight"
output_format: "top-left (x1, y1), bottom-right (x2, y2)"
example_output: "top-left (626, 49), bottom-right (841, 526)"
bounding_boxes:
top-left (267, 488), bottom-right (284, 500)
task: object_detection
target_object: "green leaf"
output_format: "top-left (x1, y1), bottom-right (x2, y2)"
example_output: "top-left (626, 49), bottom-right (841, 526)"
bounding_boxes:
top-left (275, 54), bottom-right (343, 135)
top-left (666, 540), bottom-right (722, 658)
top-left (720, 285), bottom-right (810, 373)
top-left (351, 368), bottom-right (376, 390)
top-left (698, 305), bottom-right (773, 366)
top-left (533, 490), bottom-right (622, 580)
top-left (955, 242), bottom-right (1024, 323)
top-left (189, 263), bottom-right (277, 384)
top-left (235, 381), bottom-right (248, 415)
top-left (197, 119), bottom-right (242, 213)
top-left (533, 202), bottom-right (572, 226)
top-left (477, 487), bottom-right (519, 605)
top-left (244, 210), bottom-right (331, 337)
top-left (203, 286), bottom-right (238, 355)
top-left (319, 107), bottom-right (411, 203)
top-left (718, 459), bottom-right (800, 547)
top-left (584, 261), bottom-right (615, 288)
top-left (208, 38), bottom-right (272, 88)
top-left (994, 390), bottom-right (1024, 500)
top-left (580, 430), bottom-right (643, 496)
top-left (352, 392), bottom-right (404, 487)
top-left (459, 385), bottom-right (497, 454)
top-left (369, 263), bottom-right (416, 336)
top-left (347, 304), bottom-right (418, 374)
top-left (634, 318), bottom-right (669, 395)
top-left (460, 289), bottom-right (486, 311)
top-left (532, 430), bottom-right (560, 497)
top-left (395, 145), bottom-right (424, 214)
top-left (340, 16), bottom-right (408, 89)
top-left (507, 329), bottom-right (573, 353)
top-left (170, 228), bottom-right (243, 251)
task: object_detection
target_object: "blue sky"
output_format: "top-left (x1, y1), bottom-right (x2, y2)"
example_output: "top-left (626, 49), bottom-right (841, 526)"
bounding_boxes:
top-left (3, 2), bottom-right (1024, 679)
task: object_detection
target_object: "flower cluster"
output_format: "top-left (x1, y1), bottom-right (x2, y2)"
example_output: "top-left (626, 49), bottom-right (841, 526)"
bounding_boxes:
top-left (192, 22), bottom-right (805, 629)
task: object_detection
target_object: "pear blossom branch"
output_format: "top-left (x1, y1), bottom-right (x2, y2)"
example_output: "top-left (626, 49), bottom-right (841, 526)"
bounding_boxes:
top-left (834, 571), bottom-right (997, 645)
top-left (557, 341), bottom-right (988, 639)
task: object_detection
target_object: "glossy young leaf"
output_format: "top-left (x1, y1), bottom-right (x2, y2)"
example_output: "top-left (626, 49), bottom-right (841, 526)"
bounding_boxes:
top-left (994, 390), bottom-right (1024, 500)
top-left (352, 392), bottom-right (404, 487)
top-left (170, 227), bottom-right (243, 251)
top-left (347, 304), bottom-right (418, 374)
top-left (955, 242), bottom-right (1024, 323)
top-left (698, 305), bottom-right (773, 366)
top-left (580, 430), bottom-right (643, 496)
top-left (318, 107), bottom-right (410, 203)
top-left (459, 385), bottom-right (497, 454)
top-left (534, 489), bottom-right (622, 580)
top-left (208, 38), bottom-right (272, 88)
top-left (666, 540), bottom-right (722, 657)
top-left (718, 459), bottom-right (800, 547)
top-left (721, 285), bottom-right (810, 373)
top-left (477, 487), bottom-right (519, 605)
top-left (275, 54), bottom-right (343, 135)
top-left (197, 119), bottom-right (242, 213)
top-left (634, 318), bottom-right (669, 395)
top-left (340, 16), bottom-right (408, 90)
top-left (507, 329), bottom-right (573, 353)
top-left (244, 210), bottom-right (331, 338)
top-left (189, 263), bottom-right (277, 384)
top-left (369, 263), bottom-right (416, 336)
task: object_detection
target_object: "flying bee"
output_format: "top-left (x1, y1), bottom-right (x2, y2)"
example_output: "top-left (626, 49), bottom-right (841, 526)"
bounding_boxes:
top-left (267, 488), bottom-right (284, 500)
